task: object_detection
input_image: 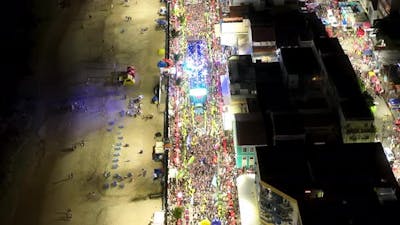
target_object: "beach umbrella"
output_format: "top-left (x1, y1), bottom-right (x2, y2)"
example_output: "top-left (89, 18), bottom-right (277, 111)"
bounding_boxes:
top-left (356, 27), bottom-right (365, 37)
top-left (158, 48), bottom-right (165, 56)
top-left (157, 60), bottom-right (168, 67)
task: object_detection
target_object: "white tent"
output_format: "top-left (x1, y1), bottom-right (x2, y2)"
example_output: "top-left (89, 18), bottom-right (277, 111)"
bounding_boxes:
top-left (155, 141), bottom-right (164, 154)
top-left (152, 211), bottom-right (165, 225)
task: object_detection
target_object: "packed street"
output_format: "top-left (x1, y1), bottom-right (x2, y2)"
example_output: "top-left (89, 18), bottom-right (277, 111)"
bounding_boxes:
top-left (164, 1), bottom-right (400, 224)
top-left (166, 0), bottom-right (239, 224)
top-left (313, 0), bottom-right (400, 180)
top-left (3, 1), bottom-right (399, 225)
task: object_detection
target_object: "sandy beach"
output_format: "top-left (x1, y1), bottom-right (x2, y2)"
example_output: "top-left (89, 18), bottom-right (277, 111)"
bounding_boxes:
top-left (0, 0), bottom-right (166, 224)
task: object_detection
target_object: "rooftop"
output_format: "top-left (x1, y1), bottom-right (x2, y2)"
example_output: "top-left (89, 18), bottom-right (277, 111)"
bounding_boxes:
top-left (302, 112), bottom-right (337, 128)
top-left (228, 5), bottom-right (253, 18)
top-left (256, 83), bottom-right (292, 112)
top-left (280, 47), bottom-right (320, 75)
top-left (251, 25), bottom-right (276, 42)
top-left (314, 37), bottom-right (345, 56)
top-left (304, 12), bottom-right (328, 39)
top-left (229, 55), bottom-right (254, 82)
top-left (339, 97), bottom-right (374, 120)
top-left (274, 10), bottom-right (308, 47)
top-left (235, 112), bottom-right (267, 146)
top-left (271, 112), bottom-right (304, 136)
top-left (254, 63), bottom-right (292, 112)
top-left (254, 62), bottom-right (282, 84)
top-left (322, 54), bottom-right (362, 99)
top-left (294, 97), bottom-right (329, 111)
top-left (256, 143), bottom-right (400, 225)
top-left (248, 8), bottom-right (274, 26)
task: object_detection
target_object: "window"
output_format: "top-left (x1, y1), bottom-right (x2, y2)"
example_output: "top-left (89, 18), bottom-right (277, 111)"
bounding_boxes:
top-left (242, 147), bottom-right (247, 152)
top-left (242, 157), bottom-right (247, 167)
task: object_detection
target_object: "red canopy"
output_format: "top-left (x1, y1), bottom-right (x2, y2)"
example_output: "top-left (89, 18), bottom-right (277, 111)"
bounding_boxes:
top-left (163, 58), bottom-right (174, 66)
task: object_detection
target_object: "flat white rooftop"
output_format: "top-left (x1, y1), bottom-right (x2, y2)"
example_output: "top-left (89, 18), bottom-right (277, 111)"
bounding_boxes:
top-left (236, 173), bottom-right (260, 225)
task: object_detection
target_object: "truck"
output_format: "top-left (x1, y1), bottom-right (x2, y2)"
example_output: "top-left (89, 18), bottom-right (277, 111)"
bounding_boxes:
top-left (184, 40), bottom-right (209, 114)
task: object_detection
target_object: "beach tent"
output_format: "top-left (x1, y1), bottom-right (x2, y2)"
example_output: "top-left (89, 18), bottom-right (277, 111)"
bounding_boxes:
top-left (154, 141), bottom-right (164, 154)
top-left (152, 211), bottom-right (165, 225)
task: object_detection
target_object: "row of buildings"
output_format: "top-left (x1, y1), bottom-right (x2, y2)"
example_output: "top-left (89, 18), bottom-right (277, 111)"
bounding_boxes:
top-left (216, 0), bottom-right (400, 224)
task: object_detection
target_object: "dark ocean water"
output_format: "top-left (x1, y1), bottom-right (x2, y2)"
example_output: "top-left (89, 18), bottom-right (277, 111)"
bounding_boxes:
top-left (0, 1), bottom-right (37, 186)
top-left (0, 1), bottom-right (35, 116)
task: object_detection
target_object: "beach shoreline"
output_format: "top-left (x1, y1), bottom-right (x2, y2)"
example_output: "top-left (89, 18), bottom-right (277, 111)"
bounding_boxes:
top-left (1, 0), bottom-right (165, 224)
top-left (0, 0), bottom-right (108, 224)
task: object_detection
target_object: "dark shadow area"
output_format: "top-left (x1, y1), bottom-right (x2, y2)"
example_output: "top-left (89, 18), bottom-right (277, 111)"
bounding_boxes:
top-left (0, 1), bottom-right (37, 186)
top-left (374, 12), bottom-right (400, 46)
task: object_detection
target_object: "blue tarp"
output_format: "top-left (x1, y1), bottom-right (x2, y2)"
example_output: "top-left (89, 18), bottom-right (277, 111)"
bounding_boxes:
top-left (156, 19), bottom-right (167, 26)
top-left (211, 219), bottom-right (221, 225)
top-left (157, 61), bottom-right (168, 67)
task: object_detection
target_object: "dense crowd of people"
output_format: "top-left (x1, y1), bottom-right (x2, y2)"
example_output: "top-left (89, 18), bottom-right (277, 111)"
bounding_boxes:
top-left (166, 0), bottom-right (239, 224)
top-left (165, 0), bottom-right (400, 223)
top-left (314, 0), bottom-right (400, 179)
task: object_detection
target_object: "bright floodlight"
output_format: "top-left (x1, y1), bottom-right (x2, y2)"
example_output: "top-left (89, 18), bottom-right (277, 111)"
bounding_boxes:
top-left (189, 88), bottom-right (207, 97)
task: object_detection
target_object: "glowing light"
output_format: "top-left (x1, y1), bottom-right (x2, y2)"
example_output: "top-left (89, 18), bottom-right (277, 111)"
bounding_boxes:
top-left (189, 88), bottom-right (207, 97)
top-left (177, 192), bottom-right (183, 199)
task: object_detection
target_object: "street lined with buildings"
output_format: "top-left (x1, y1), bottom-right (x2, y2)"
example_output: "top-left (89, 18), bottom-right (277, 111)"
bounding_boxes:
top-left (1, 0), bottom-right (400, 225)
